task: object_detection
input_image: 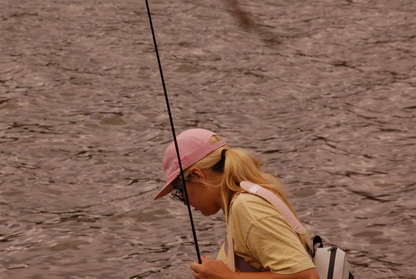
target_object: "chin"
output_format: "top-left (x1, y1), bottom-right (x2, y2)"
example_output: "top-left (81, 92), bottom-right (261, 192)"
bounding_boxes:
top-left (201, 208), bottom-right (220, 216)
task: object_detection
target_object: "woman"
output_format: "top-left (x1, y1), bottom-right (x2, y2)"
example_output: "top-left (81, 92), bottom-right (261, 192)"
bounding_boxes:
top-left (154, 129), bottom-right (319, 279)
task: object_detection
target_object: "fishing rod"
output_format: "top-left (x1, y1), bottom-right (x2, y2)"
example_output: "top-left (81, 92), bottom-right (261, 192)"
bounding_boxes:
top-left (144, 0), bottom-right (202, 265)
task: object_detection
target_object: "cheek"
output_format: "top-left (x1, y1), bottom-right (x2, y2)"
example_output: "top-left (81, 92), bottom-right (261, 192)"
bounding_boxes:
top-left (185, 189), bottom-right (200, 206)
top-left (193, 197), bottom-right (205, 208)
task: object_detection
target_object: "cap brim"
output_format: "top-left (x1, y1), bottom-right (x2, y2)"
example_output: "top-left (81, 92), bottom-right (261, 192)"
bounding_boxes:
top-left (153, 171), bottom-right (179, 200)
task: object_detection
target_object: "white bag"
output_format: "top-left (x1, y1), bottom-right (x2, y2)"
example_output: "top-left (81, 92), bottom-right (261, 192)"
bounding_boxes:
top-left (313, 236), bottom-right (354, 279)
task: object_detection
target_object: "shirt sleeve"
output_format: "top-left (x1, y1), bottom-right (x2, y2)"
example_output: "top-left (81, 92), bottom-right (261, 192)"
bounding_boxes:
top-left (246, 215), bottom-right (315, 274)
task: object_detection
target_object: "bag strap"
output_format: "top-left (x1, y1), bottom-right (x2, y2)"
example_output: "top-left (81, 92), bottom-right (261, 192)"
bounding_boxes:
top-left (240, 181), bottom-right (306, 235)
top-left (224, 221), bottom-right (260, 272)
top-left (227, 192), bottom-right (260, 272)
top-left (327, 247), bottom-right (337, 279)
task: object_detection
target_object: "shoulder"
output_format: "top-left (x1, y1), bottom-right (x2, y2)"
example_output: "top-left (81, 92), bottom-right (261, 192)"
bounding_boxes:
top-left (231, 192), bottom-right (286, 225)
top-left (231, 192), bottom-right (292, 234)
top-left (231, 191), bottom-right (300, 240)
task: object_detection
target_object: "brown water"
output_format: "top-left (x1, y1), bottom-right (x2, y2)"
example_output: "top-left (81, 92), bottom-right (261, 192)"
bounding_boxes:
top-left (1, 0), bottom-right (416, 278)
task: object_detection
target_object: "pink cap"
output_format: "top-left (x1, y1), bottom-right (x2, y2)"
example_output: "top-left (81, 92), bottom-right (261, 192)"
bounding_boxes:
top-left (153, 129), bottom-right (226, 200)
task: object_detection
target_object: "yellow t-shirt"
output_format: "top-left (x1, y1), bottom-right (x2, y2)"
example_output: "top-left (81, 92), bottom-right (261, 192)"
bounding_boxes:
top-left (217, 192), bottom-right (315, 274)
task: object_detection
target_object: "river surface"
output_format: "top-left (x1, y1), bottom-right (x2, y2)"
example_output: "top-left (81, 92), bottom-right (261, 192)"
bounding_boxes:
top-left (1, 0), bottom-right (416, 278)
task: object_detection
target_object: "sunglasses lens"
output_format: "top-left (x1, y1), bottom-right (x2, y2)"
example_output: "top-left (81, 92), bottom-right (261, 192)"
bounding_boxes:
top-left (171, 182), bottom-right (185, 202)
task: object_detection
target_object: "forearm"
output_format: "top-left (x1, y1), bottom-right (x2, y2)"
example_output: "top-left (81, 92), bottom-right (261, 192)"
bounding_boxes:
top-left (190, 258), bottom-right (319, 279)
top-left (230, 268), bottom-right (319, 279)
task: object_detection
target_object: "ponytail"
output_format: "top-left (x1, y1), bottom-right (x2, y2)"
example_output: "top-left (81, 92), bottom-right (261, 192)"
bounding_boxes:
top-left (220, 148), bottom-right (288, 220)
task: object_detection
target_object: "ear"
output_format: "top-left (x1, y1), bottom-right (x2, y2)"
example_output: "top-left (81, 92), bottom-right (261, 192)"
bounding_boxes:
top-left (189, 167), bottom-right (205, 180)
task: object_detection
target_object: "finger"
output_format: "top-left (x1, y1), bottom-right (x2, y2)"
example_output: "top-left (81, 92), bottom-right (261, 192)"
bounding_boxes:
top-left (190, 262), bottom-right (201, 272)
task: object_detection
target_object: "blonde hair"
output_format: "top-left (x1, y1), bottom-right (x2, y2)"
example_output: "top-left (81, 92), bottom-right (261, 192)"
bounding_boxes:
top-left (183, 134), bottom-right (313, 256)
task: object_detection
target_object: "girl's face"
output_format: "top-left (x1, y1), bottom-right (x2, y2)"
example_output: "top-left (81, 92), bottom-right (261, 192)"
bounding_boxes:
top-left (171, 169), bottom-right (223, 216)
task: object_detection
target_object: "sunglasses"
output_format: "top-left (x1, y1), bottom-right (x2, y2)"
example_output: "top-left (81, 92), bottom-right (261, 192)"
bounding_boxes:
top-left (171, 182), bottom-right (185, 202)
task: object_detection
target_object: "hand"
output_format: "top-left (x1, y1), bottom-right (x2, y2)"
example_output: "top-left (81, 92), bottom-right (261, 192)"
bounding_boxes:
top-left (190, 257), bottom-right (234, 279)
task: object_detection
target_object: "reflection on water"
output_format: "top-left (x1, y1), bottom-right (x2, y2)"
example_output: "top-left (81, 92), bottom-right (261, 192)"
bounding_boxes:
top-left (1, 0), bottom-right (416, 278)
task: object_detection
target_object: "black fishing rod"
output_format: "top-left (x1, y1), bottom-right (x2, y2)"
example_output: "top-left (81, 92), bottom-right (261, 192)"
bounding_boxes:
top-left (144, 0), bottom-right (202, 265)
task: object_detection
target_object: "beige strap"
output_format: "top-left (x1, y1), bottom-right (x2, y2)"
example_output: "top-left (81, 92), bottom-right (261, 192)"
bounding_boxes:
top-left (225, 192), bottom-right (240, 272)
top-left (226, 216), bottom-right (235, 271)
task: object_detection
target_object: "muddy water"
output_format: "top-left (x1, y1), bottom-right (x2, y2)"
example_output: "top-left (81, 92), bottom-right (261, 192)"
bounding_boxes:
top-left (1, 0), bottom-right (415, 278)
